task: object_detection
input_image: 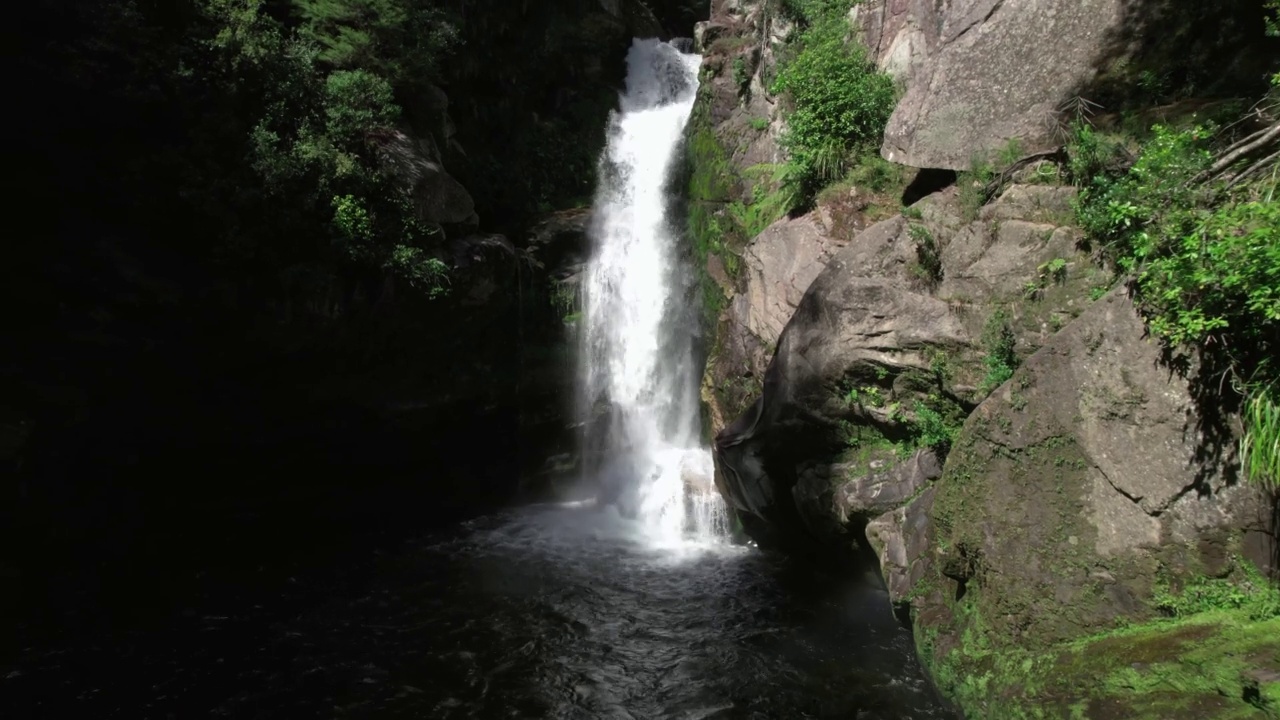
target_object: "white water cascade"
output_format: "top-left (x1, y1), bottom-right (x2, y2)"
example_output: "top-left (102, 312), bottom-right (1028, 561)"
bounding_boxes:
top-left (579, 38), bottom-right (729, 547)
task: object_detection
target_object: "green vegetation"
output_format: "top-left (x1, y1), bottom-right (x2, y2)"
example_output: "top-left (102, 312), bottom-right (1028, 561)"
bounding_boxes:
top-left (918, 557), bottom-right (1280, 719)
top-left (979, 311), bottom-right (1019, 395)
top-left (908, 223), bottom-right (943, 288)
top-left (686, 99), bottom-right (741, 325)
top-left (38, 0), bottom-right (642, 309)
top-left (837, 370), bottom-right (964, 462)
top-left (1154, 560), bottom-right (1280, 620)
top-left (1242, 387), bottom-right (1280, 491)
top-left (770, 0), bottom-right (896, 206)
top-left (188, 0), bottom-right (468, 297)
top-left (956, 138), bottom-right (1031, 221)
top-left (1069, 119), bottom-right (1280, 488)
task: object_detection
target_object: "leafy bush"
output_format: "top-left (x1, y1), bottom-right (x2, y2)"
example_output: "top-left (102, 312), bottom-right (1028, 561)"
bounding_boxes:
top-left (770, 0), bottom-right (896, 203)
top-left (979, 312), bottom-right (1018, 395)
top-left (913, 401), bottom-right (958, 453)
top-left (1241, 387), bottom-right (1280, 490)
top-left (1071, 121), bottom-right (1280, 488)
top-left (909, 223), bottom-right (942, 287)
top-left (323, 69), bottom-right (399, 144)
top-left (1154, 558), bottom-right (1280, 621)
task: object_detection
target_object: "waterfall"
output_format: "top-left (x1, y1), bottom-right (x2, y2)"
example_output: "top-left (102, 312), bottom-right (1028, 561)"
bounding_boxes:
top-left (579, 39), bottom-right (728, 546)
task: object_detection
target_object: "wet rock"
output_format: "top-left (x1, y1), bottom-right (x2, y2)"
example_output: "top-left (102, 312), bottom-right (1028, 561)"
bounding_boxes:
top-left (865, 487), bottom-right (936, 603)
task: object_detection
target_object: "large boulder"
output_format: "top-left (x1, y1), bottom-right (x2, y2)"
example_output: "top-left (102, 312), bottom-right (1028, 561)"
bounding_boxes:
top-left (862, 0), bottom-right (1280, 171)
top-left (701, 213), bottom-right (844, 433)
top-left (881, 288), bottom-right (1277, 717)
top-left (851, 0), bottom-right (945, 83)
top-left (374, 129), bottom-right (478, 230)
top-left (866, 0), bottom-right (1124, 170)
top-left (714, 184), bottom-right (1107, 550)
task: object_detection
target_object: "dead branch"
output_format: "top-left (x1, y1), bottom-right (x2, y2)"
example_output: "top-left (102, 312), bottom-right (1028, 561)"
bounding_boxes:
top-left (1223, 149), bottom-right (1280, 191)
top-left (1197, 121), bottom-right (1280, 182)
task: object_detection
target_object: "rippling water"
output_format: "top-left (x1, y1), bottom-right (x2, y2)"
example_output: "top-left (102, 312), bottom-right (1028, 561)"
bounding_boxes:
top-left (7, 504), bottom-right (952, 718)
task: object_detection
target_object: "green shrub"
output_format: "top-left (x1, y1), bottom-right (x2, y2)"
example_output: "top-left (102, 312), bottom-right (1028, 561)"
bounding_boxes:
top-left (1071, 121), bottom-right (1280, 489)
top-left (1155, 558), bottom-right (1280, 621)
top-left (913, 401), bottom-right (957, 453)
top-left (770, 0), bottom-right (896, 203)
top-left (909, 223), bottom-right (942, 287)
top-left (979, 312), bottom-right (1018, 395)
top-left (323, 69), bottom-right (398, 144)
top-left (1242, 387), bottom-right (1280, 490)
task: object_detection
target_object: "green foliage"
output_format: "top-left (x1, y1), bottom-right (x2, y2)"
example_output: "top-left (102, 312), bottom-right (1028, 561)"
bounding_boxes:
top-left (909, 223), bottom-right (943, 287)
top-left (1074, 124), bottom-right (1214, 272)
top-left (687, 112), bottom-right (740, 326)
top-left (1242, 387), bottom-right (1280, 490)
top-left (728, 176), bottom-right (791, 239)
top-left (843, 153), bottom-right (911, 194)
top-left (323, 69), bottom-right (398, 143)
top-left (1072, 120), bottom-right (1280, 488)
top-left (770, 0), bottom-right (896, 204)
top-left (332, 193), bottom-right (373, 242)
top-left (1025, 257), bottom-right (1069, 300)
top-left (1155, 559), bottom-right (1280, 621)
top-left (748, 116), bottom-right (770, 132)
top-left (386, 245), bottom-right (450, 297)
top-left (957, 160), bottom-right (995, 223)
top-left (293, 0), bottom-right (458, 81)
top-left (913, 400), bottom-right (958, 453)
top-left (1065, 124), bottom-right (1130, 188)
top-left (732, 56), bottom-right (750, 94)
top-left (980, 311), bottom-right (1018, 395)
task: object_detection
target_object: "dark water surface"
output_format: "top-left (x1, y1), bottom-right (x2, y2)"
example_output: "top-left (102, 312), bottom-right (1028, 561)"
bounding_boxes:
top-left (6, 504), bottom-right (953, 719)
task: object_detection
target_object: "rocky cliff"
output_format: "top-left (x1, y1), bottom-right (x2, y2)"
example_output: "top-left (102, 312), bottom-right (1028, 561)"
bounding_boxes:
top-left (693, 0), bottom-right (1279, 714)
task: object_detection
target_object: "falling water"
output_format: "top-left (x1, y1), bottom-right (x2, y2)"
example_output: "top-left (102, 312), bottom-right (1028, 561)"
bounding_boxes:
top-left (580, 39), bottom-right (729, 546)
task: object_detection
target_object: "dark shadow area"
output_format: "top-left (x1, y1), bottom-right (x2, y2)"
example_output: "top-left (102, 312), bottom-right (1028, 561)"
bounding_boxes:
top-left (1080, 0), bottom-right (1278, 113)
top-left (3, 0), bottom-right (642, 664)
top-left (902, 168), bottom-right (957, 207)
top-left (651, 0), bottom-right (710, 39)
top-left (1273, 495), bottom-right (1280, 578)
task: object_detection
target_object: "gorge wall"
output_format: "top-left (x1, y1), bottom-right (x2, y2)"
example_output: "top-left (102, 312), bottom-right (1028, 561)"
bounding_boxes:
top-left (693, 0), bottom-right (1280, 715)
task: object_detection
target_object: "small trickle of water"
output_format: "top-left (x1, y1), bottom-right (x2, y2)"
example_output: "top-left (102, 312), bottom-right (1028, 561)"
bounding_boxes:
top-left (580, 39), bottom-right (729, 546)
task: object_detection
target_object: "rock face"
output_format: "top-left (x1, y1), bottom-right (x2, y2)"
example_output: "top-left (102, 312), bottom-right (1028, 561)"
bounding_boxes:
top-left (859, 0), bottom-right (1125, 170)
top-left (714, 183), bottom-right (1107, 550)
top-left (882, 288), bottom-right (1276, 714)
top-left (375, 129), bottom-right (478, 230)
top-left (703, 213), bottom-right (846, 430)
top-left (694, 0), bottom-right (791, 172)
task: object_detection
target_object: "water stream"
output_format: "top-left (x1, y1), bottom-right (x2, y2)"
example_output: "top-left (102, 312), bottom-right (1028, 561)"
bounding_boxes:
top-left (580, 38), bottom-right (727, 546)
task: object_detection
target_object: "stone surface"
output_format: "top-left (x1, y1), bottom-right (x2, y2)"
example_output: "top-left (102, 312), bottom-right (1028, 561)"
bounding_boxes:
top-left (713, 184), bottom-right (1100, 549)
top-left (864, 0), bottom-right (1125, 170)
top-left (903, 289), bottom-right (1273, 646)
top-left (866, 486), bottom-right (937, 602)
top-left (374, 129), bottom-right (478, 229)
top-left (740, 214), bottom-right (841, 343)
top-left (836, 448), bottom-right (942, 521)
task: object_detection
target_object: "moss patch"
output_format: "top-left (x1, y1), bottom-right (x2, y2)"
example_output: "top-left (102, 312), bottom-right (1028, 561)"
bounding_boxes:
top-left (921, 607), bottom-right (1280, 719)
